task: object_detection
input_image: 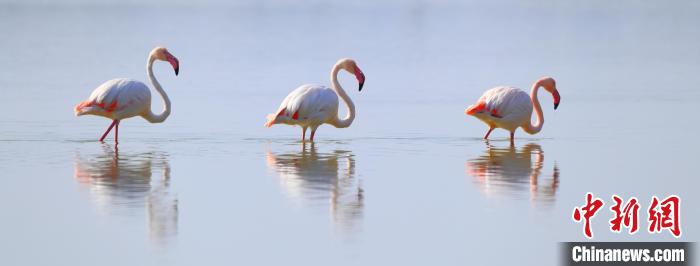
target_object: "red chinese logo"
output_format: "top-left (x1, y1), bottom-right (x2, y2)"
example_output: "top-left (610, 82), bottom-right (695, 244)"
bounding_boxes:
top-left (609, 195), bottom-right (639, 234)
top-left (572, 193), bottom-right (682, 239)
top-left (648, 195), bottom-right (681, 237)
top-left (572, 192), bottom-right (604, 238)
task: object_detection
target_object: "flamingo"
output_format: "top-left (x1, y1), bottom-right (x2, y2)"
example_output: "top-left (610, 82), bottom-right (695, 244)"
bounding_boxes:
top-left (265, 58), bottom-right (366, 142)
top-left (465, 77), bottom-right (561, 142)
top-left (74, 47), bottom-right (179, 143)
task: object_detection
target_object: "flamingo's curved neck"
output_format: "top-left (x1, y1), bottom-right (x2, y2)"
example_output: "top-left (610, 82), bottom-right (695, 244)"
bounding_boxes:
top-left (523, 82), bottom-right (544, 134)
top-left (329, 63), bottom-right (355, 128)
top-left (143, 56), bottom-right (171, 123)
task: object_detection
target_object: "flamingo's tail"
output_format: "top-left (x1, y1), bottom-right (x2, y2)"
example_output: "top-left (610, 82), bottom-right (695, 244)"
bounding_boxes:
top-left (265, 108), bottom-right (288, 127)
top-left (74, 100), bottom-right (94, 116)
top-left (465, 102), bottom-right (486, 115)
top-left (265, 113), bottom-right (277, 128)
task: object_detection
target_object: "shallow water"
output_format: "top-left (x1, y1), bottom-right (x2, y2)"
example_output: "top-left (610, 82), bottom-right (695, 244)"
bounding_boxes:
top-left (1, 1), bottom-right (699, 265)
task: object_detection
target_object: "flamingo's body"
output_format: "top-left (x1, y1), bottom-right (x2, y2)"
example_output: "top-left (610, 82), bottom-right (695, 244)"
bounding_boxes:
top-left (267, 84), bottom-right (340, 129)
top-left (75, 79), bottom-right (153, 120)
top-left (75, 47), bottom-right (179, 143)
top-left (266, 58), bottom-right (366, 142)
top-left (465, 77), bottom-right (560, 142)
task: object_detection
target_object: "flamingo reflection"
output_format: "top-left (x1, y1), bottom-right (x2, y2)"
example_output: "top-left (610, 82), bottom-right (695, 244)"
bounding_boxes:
top-left (265, 144), bottom-right (363, 232)
top-left (73, 144), bottom-right (178, 245)
top-left (466, 142), bottom-right (559, 205)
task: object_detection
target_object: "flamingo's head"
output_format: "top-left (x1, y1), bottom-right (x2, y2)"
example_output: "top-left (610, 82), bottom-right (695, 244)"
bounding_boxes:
top-left (150, 47), bottom-right (180, 76)
top-left (538, 77), bottom-right (560, 110)
top-left (337, 58), bottom-right (365, 91)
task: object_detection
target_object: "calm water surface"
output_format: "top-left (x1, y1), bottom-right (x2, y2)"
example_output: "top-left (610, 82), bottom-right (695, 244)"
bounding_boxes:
top-left (1, 1), bottom-right (699, 265)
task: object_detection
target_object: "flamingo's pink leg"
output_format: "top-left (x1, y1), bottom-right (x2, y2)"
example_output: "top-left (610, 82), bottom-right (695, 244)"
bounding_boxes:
top-left (99, 120), bottom-right (118, 142)
top-left (114, 120), bottom-right (120, 143)
top-left (310, 129), bottom-right (316, 142)
top-left (302, 127), bottom-right (307, 142)
top-left (483, 127), bottom-right (495, 140)
top-left (510, 131), bottom-right (515, 145)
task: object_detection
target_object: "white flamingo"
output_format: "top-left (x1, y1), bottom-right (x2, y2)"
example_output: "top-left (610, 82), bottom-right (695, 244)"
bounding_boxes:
top-left (465, 77), bottom-right (561, 142)
top-left (265, 58), bottom-right (366, 142)
top-left (75, 47), bottom-right (179, 143)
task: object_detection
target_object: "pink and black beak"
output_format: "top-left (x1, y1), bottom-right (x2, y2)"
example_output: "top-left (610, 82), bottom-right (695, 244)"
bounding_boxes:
top-left (354, 67), bottom-right (366, 91)
top-left (165, 52), bottom-right (180, 76)
top-left (553, 90), bottom-right (561, 110)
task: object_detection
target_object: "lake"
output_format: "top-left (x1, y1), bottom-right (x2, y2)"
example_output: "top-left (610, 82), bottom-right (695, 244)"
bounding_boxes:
top-left (1, 0), bottom-right (698, 265)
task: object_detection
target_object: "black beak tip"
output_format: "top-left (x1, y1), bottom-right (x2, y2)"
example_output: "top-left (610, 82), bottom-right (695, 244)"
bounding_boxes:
top-left (175, 68), bottom-right (179, 76)
top-left (554, 102), bottom-right (559, 110)
top-left (359, 82), bottom-right (364, 91)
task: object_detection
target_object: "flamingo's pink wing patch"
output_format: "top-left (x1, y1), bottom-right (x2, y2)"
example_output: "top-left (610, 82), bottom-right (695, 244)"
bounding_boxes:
top-left (490, 108), bottom-right (502, 118)
top-left (105, 101), bottom-right (118, 112)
